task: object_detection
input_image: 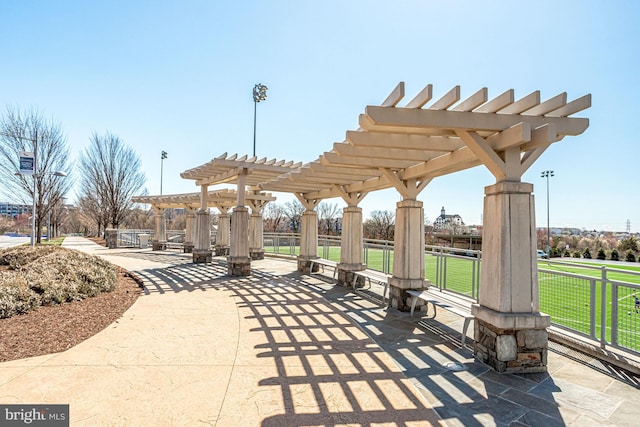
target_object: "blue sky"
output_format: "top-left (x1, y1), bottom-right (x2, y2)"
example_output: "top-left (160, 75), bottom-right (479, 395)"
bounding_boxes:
top-left (1, 1), bottom-right (638, 232)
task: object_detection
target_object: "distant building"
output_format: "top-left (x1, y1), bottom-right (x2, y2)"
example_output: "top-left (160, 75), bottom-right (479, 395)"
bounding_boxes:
top-left (0, 202), bottom-right (31, 218)
top-left (433, 206), bottom-right (464, 231)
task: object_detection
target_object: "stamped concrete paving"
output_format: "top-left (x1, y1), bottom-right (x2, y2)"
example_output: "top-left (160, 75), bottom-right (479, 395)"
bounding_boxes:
top-left (1, 238), bottom-right (441, 426)
top-left (1, 237), bottom-right (638, 426)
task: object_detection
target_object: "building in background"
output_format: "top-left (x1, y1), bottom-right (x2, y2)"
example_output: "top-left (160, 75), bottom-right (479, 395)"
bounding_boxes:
top-left (433, 206), bottom-right (464, 231)
top-left (0, 202), bottom-right (31, 218)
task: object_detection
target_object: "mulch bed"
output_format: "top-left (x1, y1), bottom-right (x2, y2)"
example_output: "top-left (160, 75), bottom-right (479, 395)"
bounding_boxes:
top-left (0, 238), bottom-right (142, 363)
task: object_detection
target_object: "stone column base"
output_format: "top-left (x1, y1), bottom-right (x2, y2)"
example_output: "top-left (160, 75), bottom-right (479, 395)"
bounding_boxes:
top-left (105, 229), bottom-right (118, 249)
top-left (152, 241), bottom-right (167, 251)
top-left (337, 263), bottom-right (365, 287)
top-left (387, 277), bottom-right (427, 311)
top-left (183, 243), bottom-right (194, 253)
top-left (297, 257), bottom-right (319, 274)
top-left (192, 249), bottom-right (212, 264)
top-left (250, 249), bottom-right (265, 260)
top-left (472, 304), bottom-right (551, 373)
top-left (228, 256), bottom-right (251, 276)
top-left (215, 245), bottom-right (230, 256)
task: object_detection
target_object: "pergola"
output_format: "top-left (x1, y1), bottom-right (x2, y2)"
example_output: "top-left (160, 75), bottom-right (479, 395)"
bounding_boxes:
top-left (180, 154), bottom-right (302, 272)
top-left (131, 188), bottom-right (275, 254)
top-left (139, 82), bottom-right (590, 373)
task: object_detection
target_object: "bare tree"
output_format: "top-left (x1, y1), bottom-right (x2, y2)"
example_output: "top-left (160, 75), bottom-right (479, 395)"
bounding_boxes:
top-left (283, 199), bottom-right (305, 233)
top-left (363, 210), bottom-right (395, 240)
top-left (263, 202), bottom-right (286, 232)
top-left (0, 107), bottom-right (73, 243)
top-left (78, 132), bottom-right (146, 231)
top-left (317, 202), bottom-right (341, 235)
top-left (77, 194), bottom-right (106, 236)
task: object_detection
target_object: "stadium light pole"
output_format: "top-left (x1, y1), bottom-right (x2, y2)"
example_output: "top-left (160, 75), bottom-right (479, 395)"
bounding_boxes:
top-left (160, 150), bottom-right (167, 195)
top-left (252, 83), bottom-right (268, 157)
top-left (541, 170), bottom-right (554, 257)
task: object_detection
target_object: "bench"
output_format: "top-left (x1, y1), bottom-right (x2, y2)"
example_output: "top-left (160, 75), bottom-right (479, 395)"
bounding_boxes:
top-left (407, 289), bottom-right (474, 347)
top-left (352, 270), bottom-right (392, 303)
top-left (309, 258), bottom-right (339, 281)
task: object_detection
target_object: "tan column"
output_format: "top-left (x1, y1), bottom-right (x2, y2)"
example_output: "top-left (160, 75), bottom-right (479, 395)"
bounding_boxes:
top-left (337, 206), bottom-right (365, 286)
top-left (152, 207), bottom-right (167, 251)
top-left (193, 185), bottom-right (212, 263)
top-left (215, 209), bottom-right (230, 256)
top-left (249, 211), bottom-right (264, 260)
top-left (297, 209), bottom-right (318, 273)
top-left (388, 199), bottom-right (425, 310)
top-left (228, 206), bottom-right (250, 276)
top-left (472, 181), bottom-right (550, 373)
top-left (183, 207), bottom-right (195, 253)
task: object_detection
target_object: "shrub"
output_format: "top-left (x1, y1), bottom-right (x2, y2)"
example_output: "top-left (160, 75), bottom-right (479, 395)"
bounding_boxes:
top-left (625, 251), bottom-right (636, 263)
top-left (611, 249), bottom-right (619, 261)
top-left (583, 247), bottom-right (592, 259)
top-left (597, 248), bottom-right (606, 260)
top-left (0, 273), bottom-right (41, 319)
top-left (0, 246), bottom-right (118, 317)
top-left (563, 249), bottom-right (571, 257)
top-left (0, 246), bottom-right (58, 270)
top-left (573, 251), bottom-right (582, 258)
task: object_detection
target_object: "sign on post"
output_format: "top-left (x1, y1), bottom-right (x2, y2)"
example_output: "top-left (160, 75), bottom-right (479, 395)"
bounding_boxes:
top-left (19, 151), bottom-right (34, 175)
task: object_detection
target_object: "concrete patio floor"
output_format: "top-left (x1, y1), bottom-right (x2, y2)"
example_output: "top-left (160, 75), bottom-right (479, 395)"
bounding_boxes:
top-left (1, 236), bottom-right (638, 426)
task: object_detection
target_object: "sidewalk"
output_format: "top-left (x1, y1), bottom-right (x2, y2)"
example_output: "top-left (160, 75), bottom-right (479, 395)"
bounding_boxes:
top-left (1, 236), bottom-right (638, 426)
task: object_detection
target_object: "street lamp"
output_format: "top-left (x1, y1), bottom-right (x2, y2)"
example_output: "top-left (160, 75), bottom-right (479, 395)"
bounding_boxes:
top-left (160, 150), bottom-right (167, 195)
top-left (540, 170), bottom-right (554, 257)
top-left (3, 130), bottom-right (67, 246)
top-left (2, 131), bottom-right (38, 246)
top-left (252, 83), bottom-right (268, 157)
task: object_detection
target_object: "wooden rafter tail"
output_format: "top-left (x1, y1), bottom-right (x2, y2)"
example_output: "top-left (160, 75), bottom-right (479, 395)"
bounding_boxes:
top-left (451, 87), bottom-right (488, 112)
top-left (545, 94), bottom-right (591, 117)
top-left (474, 89), bottom-right (515, 113)
top-left (405, 84), bottom-right (433, 109)
top-left (381, 82), bottom-right (405, 107)
top-left (429, 85), bottom-right (460, 110)
top-left (498, 91), bottom-right (540, 114)
top-left (522, 92), bottom-right (567, 116)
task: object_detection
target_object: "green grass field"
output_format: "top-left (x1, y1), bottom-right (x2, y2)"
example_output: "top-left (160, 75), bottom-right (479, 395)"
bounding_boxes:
top-left (264, 244), bottom-right (640, 353)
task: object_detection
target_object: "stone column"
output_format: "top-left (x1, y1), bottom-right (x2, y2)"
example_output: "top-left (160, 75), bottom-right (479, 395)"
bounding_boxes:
top-left (192, 209), bottom-right (212, 263)
top-left (472, 181), bottom-right (551, 373)
top-left (228, 206), bottom-right (251, 276)
top-left (297, 209), bottom-right (319, 273)
top-left (249, 210), bottom-right (264, 260)
top-left (183, 208), bottom-right (195, 253)
top-left (337, 206), bottom-right (365, 286)
top-left (215, 209), bottom-right (231, 256)
top-left (105, 229), bottom-right (118, 249)
top-left (388, 199), bottom-right (426, 311)
top-left (152, 208), bottom-right (167, 251)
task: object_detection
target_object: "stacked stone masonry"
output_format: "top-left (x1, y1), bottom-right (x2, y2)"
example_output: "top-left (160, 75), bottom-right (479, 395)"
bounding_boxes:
top-left (475, 319), bottom-right (548, 373)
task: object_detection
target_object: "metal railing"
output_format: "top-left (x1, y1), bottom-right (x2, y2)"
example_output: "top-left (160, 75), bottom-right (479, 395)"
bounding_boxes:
top-left (262, 232), bottom-right (640, 356)
top-left (116, 229), bottom-right (153, 247)
top-left (539, 260), bottom-right (640, 355)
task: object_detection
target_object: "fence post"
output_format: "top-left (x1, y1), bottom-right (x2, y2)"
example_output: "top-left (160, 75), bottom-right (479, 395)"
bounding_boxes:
top-left (600, 266), bottom-right (607, 348)
top-left (589, 278), bottom-right (597, 339)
